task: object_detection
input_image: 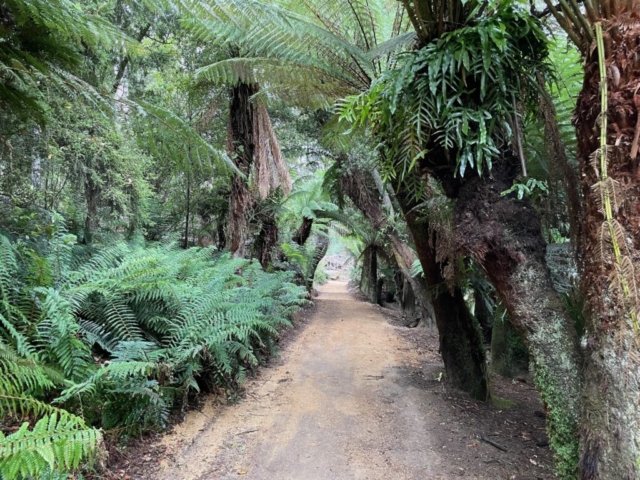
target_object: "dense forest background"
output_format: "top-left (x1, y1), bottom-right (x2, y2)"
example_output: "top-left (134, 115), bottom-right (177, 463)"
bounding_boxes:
top-left (1, 0), bottom-right (639, 479)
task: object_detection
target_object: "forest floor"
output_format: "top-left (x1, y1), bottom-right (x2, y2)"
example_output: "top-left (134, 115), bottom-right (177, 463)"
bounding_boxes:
top-left (111, 279), bottom-right (555, 480)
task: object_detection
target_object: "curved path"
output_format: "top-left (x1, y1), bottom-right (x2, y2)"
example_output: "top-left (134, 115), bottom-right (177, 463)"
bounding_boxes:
top-left (156, 280), bottom-right (442, 479)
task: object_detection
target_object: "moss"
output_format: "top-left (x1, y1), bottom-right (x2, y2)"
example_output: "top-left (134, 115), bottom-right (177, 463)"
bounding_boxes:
top-left (532, 359), bottom-right (579, 479)
top-left (491, 396), bottom-right (515, 409)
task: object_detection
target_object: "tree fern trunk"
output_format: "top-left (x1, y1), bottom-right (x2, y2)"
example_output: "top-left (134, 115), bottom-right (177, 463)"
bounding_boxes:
top-left (84, 173), bottom-right (100, 244)
top-left (574, 18), bottom-right (640, 479)
top-left (403, 204), bottom-right (489, 401)
top-left (340, 168), bottom-right (434, 326)
top-left (390, 235), bottom-right (434, 328)
top-left (306, 233), bottom-right (329, 289)
top-left (227, 83), bottom-right (257, 258)
top-left (253, 211), bottom-right (278, 269)
top-left (360, 245), bottom-right (378, 303)
top-left (293, 217), bottom-right (313, 245)
top-left (184, 170), bottom-right (190, 249)
top-left (341, 165), bottom-right (486, 397)
top-left (474, 288), bottom-right (493, 343)
top-left (453, 153), bottom-right (582, 477)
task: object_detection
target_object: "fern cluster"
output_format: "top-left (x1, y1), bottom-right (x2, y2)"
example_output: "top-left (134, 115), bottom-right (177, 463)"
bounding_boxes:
top-left (0, 230), bottom-right (307, 479)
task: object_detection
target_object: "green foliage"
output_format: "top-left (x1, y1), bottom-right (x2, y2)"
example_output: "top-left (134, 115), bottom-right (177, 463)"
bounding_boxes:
top-left (0, 412), bottom-right (100, 479)
top-left (0, 230), bottom-right (307, 478)
top-left (339, 3), bottom-right (549, 186)
top-left (0, 0), bottom-right (125, 121)
top-left (501, 178), bottom-right (549, 201)
top-left (186, 0), bottom-right (408, 107)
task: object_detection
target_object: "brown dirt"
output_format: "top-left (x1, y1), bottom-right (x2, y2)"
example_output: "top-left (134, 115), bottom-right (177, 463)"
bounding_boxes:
top-left (118, 280), bottom-right (554, 480)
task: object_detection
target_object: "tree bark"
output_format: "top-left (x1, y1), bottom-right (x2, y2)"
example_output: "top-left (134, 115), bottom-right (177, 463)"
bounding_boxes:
top-left (574, 18), bottom-right (640, 480)
top-left (474, 288), bottom-right (493, 343)
top-left (184, 171), bottom-right (190, 249)
top-left (227, 83), bottom-right (257, 258)
top-left (451, 153), bottom-right (583, 477)
top-left (402, 202), bottom-right (489, 401)
top-left (341, 166), bottom-right (487, 398)
top-left (293, 217), bottom-right (313, 245)
top-left (389, 235), bottom-right (434, 328)
top-left (307, 233), bottom-right (329, 289)
top-left (253, 211), bottom-right (278, 269)
top-left (340, 168), bottom-right (433, 326)
top-left (360, 245), bottom-right (379, 304)
top-left (84, 172), bottom-right (100, 244)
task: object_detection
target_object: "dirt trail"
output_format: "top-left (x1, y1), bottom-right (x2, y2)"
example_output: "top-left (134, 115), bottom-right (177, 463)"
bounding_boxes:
top-left (147, 280), bottom-right (554, 480)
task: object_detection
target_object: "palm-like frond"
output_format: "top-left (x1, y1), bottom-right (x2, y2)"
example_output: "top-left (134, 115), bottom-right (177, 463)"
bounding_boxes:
top-left (0, 0), bottom-right (126, 120)
top-left (185, 0), bottom-right (407, 106)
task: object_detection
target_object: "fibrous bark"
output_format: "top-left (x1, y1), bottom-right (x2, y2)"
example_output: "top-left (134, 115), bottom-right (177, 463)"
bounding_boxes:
top-left (293, 217), bottom-right (314, 246)
top-left (451, 153), bottom-right (582, 477)
top-left (574, 17), bottom-right (640, 480)
top-left (253, 211), bottom-right (278, 269)
top-left (360, 245), bottom-right (379, 304)
top-left (307, 233), bottom-right (329, 290)
top-left (227, 83), bottom-right (257, 258)
top-left (402, 202), bottom-right (489, 401)
top-left (341, 164), bottom-right (487, 399)
top-left (474, 288), bottom-right (493, 343)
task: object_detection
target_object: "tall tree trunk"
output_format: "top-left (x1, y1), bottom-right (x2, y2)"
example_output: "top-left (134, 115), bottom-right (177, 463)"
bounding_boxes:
top-left (227, 83), bottom-right (257, 258)
top-left (84, 173), bottom-right (100, 244)
top-left (184, 171), bottom-right (190, 250)
top-left (402, 202), bottom-right (489, 401)
top-left (340, 168), bottom-right (434, 326)
top-left (293, 217), bottom-right (313, 245)
top-left (360, 245), bottom-right (379, 303)
top-left (574, 19), bottom-right (640, 479)
top-left (451, 153), bottom-right (583, 477)
top-left (253, 211), bottom-right (278, 269)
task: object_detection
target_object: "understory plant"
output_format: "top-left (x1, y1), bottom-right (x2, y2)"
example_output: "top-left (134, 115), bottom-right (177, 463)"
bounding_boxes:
top-left (0, 228), bottom-right (307, 478)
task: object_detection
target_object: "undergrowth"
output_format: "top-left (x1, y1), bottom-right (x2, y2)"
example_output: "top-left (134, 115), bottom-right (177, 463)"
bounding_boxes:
top-left (0, 225), bottom-right (307, 479)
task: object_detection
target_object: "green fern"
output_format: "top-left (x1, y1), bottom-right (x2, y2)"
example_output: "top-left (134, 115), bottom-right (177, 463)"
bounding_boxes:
top-left (0, 231), bottom-right (308, 476)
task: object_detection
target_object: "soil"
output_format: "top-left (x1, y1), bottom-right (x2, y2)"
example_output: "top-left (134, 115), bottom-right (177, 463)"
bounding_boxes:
top-left (110, 279), bottom-right (554, 480)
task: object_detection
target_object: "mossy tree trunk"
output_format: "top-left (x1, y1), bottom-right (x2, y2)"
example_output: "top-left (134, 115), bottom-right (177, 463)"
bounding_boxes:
top-left (573, 18), bottom-right (640, 479)
top-left (451, 153), bottom-right (583, 477)
top-left (403, 205), bottom-right (488, 400)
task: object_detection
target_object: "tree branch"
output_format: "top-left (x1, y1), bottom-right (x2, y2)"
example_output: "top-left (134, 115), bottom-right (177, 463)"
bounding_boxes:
top-left (112, 23), bottom-right (152, 94)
